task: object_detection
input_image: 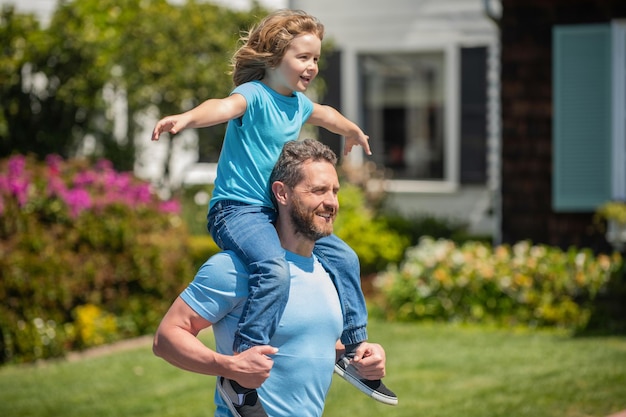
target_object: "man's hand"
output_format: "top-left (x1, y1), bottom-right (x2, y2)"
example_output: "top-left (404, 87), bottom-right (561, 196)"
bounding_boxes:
top-left (349, 342), bottom-right (386, 380)
top-left (228, 345), bottom-right (279, 389)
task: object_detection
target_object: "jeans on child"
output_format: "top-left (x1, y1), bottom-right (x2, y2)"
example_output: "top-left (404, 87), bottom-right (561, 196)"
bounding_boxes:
top-left (208, 200), bottom-right (368, 352)
top-left (314, 234), bottom-right (368, 346)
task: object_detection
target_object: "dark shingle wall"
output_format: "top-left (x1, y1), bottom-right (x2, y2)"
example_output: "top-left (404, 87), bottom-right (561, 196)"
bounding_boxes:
top-left (500, 0), bottom-right (626, 251)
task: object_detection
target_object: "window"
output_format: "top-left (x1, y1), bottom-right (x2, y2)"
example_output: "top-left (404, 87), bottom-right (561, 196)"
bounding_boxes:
top-left (357, 48), bottom-right (488, 189)
top-left (359, 52), bottom-right (446, 181)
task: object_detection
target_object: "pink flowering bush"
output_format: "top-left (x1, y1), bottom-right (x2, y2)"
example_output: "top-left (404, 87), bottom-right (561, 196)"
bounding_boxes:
top-left (0, 154), bottom-right (179, 222)
top-left (0, 155), bottom-right (192, 364)
top-left (374, 237), bottom-right (623, 332)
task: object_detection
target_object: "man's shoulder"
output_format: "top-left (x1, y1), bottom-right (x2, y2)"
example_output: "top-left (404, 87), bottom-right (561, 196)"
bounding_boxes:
top-left (182, 250), bottom-right (248, 323)
top-left (184, 250), bottom-right (249, 304)
top-left (195, 250), bottom-right (249, 286)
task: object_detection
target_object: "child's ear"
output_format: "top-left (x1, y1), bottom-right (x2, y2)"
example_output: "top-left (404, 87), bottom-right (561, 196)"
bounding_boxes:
top-left (271, 181), bottom-right (289, 206)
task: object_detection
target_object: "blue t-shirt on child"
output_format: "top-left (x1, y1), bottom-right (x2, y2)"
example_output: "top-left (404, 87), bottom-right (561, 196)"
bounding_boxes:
top-left (209, 81), bottom-right (314, 210)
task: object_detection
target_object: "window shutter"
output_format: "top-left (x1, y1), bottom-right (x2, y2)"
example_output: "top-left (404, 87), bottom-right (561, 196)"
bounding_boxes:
top-left (460, 47), bottom-right (487, 184)
top-left (552, 24), bottom-right (612, 212)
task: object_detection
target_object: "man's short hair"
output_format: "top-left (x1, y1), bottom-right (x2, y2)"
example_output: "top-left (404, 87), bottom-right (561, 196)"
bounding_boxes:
top-left (270, 139), bottom-right (337, 187)
top-left (269, 139), bottom-right (338, 205)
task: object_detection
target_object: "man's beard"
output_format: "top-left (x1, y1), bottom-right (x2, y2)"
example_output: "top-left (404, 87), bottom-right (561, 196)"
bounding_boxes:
top-left (289, 196), bottom-right (334, 241)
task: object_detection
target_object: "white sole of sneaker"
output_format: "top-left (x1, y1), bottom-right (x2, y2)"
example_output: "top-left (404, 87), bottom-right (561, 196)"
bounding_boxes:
top-left (334, 360), bottom-right (399, 406)
top-left (216, 377), bottom-right (244, 417)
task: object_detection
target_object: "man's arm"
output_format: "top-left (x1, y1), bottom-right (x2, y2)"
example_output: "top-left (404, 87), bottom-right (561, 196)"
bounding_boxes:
top-left (307, 103), bottom-right (372, 156)
top-left (153, 296), bottom-right (277, 388)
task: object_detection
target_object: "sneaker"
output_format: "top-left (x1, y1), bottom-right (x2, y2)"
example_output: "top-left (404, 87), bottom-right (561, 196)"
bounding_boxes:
top-left (334, 355), bottom-right (398, 406)
top-left (216, 377), bottom-right (268, 417)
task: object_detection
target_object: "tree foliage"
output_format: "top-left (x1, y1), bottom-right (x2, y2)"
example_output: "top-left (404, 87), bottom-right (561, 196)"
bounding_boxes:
top-left (0, 0), bottom-right (266, 171)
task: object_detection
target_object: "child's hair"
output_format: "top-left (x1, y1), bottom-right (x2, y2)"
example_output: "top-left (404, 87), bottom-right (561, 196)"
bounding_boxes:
top-left (231, 9), bottom-right (325, 86)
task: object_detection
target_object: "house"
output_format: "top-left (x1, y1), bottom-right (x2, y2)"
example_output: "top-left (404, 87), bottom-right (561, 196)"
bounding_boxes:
top-left (5, 0), bottom-right (502, 237)
top-left (499, 0), bottom-right (626, 252)
top-left (289, 0), bottom-right (501, 237)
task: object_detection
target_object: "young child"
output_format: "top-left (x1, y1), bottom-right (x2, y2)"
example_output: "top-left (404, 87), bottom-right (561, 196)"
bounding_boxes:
top-left (151, 9), bottom-right (397, 417)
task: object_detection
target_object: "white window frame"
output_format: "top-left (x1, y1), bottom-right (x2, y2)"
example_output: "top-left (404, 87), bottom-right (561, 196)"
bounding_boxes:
top-left (612, 20), bottom-right (626, 200)
top-left (342, 44), bottom-right (460, 194)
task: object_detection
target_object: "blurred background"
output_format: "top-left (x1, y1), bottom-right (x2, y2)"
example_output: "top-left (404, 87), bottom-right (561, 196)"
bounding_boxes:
top-left (1, 1), bottom-right (626, 415)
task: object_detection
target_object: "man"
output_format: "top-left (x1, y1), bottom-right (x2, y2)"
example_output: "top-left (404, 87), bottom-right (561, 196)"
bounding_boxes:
top-left (153, 139), bottom-right (392, 417)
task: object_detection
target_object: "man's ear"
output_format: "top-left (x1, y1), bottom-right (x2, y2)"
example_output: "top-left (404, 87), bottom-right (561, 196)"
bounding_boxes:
top-left (271, 181), bottom-right (289, 206)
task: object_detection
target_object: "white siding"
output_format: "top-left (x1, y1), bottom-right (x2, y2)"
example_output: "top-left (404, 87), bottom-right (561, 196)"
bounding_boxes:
top-left (289, 0), bottom-right (497, 50)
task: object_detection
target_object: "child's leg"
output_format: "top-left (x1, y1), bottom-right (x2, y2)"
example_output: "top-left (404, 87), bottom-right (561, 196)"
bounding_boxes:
top-left (312, 234), bottom-right (368, 347)
top-left (208, 200), bottom-right (289, 352)
top-left (314, 234), bottom-right (398, 406)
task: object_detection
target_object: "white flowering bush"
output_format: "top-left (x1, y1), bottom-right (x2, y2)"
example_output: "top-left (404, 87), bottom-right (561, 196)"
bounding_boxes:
top-left (374, 237), bottom-right (622, 330)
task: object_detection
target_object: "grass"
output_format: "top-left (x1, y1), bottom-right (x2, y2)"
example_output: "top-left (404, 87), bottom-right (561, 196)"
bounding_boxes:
top-left (1, 320), bottom-right (625, 417)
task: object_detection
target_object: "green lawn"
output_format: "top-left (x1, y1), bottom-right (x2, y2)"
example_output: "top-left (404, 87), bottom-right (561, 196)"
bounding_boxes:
top-left (1, 320), bottom-right (625, 417)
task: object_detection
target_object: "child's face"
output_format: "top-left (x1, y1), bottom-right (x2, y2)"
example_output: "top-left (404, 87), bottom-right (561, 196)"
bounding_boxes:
top-left (266, 33), bottom-right (321, 96)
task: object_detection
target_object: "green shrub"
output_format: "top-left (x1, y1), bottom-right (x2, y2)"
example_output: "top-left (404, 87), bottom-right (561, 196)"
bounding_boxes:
top-left (374, 237), bottom-right (622, 331)
top-left (0, 155), bottom-right (193, 364)
top-left (188, 235), bottom-right (221, 269)
top-left (334, 184), bottom-right (409, 276)
top-left (180, 184), bottom-right (214, 236)
top-left (382, 212), bottom-right (466, 245)
top-left (381, 212), bottom-right (492, 246)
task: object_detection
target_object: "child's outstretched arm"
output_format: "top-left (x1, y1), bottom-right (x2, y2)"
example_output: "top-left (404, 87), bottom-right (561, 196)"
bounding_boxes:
top-left (307, 103), bottom-right (372, 156)
top-left (151, 94), bottom-right (247, 141)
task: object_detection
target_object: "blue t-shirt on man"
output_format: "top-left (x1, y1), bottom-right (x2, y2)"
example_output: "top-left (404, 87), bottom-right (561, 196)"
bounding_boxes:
top-left (181, 250), bottom-right (343, 417)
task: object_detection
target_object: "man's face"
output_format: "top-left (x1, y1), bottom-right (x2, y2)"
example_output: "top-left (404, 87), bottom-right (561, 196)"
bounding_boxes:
top-left (288, 160), bottom-right (339, 242)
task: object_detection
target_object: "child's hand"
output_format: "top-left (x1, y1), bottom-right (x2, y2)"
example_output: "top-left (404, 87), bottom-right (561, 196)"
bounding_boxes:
top-left (151, 114), bottom-right (190, 141)
top-left (344, 131), bottom-right (372, 156)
